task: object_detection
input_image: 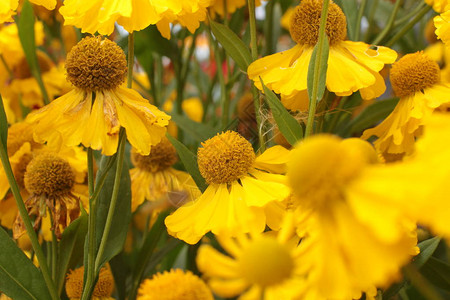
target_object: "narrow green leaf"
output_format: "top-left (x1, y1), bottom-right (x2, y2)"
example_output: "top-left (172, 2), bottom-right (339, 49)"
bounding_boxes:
top-left (0, 227), bottom-right (52, 300)
top-left (413, 237), bottom-right (441, 269)
top-left (94, 156), bottom-right (132, 268)
top-left (167, 134), bottom-right (207, 192)
top-left (261, 81), bottom-right (303, 145)
top-left (210, 20), bottom-right (253, 72)
top-left (56, 212), bottom-right (88, 295)
top-left (0, 94), bottom-right (8, 146)
top-left (335, 0), bottom-right (358, 40)
top-left (421, 257), bottom-right (450, 291)
top-left (307, 38), bottom-right (329, 103)
top-left (170, 114), bottom-right (218, 142)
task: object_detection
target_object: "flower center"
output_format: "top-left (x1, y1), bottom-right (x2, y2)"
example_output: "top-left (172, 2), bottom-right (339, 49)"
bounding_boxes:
top-left (131, 138), bottom-right (178, 173)
top-left (390, 52), bottom-right (440, 98)
top-left (197, 131), bottom-right (255, 184)
top-left (65, 266), bottom-right (114, 298)
top-left (290, 0), bottom-right (347, 46)
top-left (65, 36), bottom-right (127, 91)
top-left (13, 51), bottom-right (53, 79)
top-left (24, 153), bottom-right (75, 198)
top-left (287, 135), bottom-right (374, 210)
top-left (238, 236), bottom-right (294, 287)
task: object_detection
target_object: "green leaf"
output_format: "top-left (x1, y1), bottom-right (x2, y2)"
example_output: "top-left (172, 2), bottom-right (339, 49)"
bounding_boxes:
top-left (167, 134), bottom-right (207, 192)
top-left (0, 94), bottom-right (8, 147)
top-left (170, 114), bottom-right (218, 142)
top-left (421, 257), bottom-right (450, 292)
top-left (210, 20), bottom-right (253, 72)
top-left (0, 227), bottom-right (52, 300)
top-left (134, 25), bottom-right (178, 60)
top-left (94, 156), bottom-right (132, 268)
top-left (335, 0), bottom-right (358, 40)
top-left (261, 81), bottom-right (303, 145)
top-left (414, 237), bottom-right (441, 269)
top-left (307, 38), bottom-right (329, 103)
top-left (342, 98), bottom-right (399, 136)
top-left (56, 212), bottom-right (88, 295)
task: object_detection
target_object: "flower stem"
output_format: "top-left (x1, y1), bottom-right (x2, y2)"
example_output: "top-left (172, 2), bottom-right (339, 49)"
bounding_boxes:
top-left (0, 96), bottom-right (59, 300)
top-left (305, 0), bottom-right (330, 138)
top-left (127, 33), bottom-right (135, 89)
top-left (248, 0), bottom-right (265, 151)
top-left (94, 130), bottom-right (127, 273)
top-left (403, 264), bottom-right (445, 300)
top-left (371, 0), bottom-right (402, 45)
top-left (354, 0), bottom-right (367, 41)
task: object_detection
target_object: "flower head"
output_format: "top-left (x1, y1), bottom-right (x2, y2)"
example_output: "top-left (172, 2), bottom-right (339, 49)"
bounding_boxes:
top-left (165, 132), bottom-right (290, 244)
top-left (137, 269), bottom-right (213, 300)
top-left (426, 0), bottom-right (450, 13)
top-left (65, 266), bottom-right (114, 300)
top-left (26, 36), bottom-right (170, 156)
top-left (362, 51), bottom-right (450, 157)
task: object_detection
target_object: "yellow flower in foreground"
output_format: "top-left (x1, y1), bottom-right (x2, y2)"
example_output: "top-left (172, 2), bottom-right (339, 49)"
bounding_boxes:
top-left (197, 215), bottom-right (306, 300)
top-left (60, 0), bottom-right (210, 37)
top-left (165, 131), bottom-right (291, 244)
top-left (130, 137), bottom-right (199, 211)
top-left (137, 269), bottom-right (213, 300)
top-left (362, 52), bottom-right (450, 158)
top-left (248, 0), bottom-right (397, 111)
top-left (26, 36), bottom-right (169, 156)
top-left (287, 136), bottom-right (418, 299)
top-left (65, 266), bottom-right (114, 300)
top-left (0, 0), bottom-right (18, 23)
top-left (426, 0), bottom-right (450, 13)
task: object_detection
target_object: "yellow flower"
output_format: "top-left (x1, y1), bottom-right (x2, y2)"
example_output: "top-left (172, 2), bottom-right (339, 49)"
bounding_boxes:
top-left (280, 6), bottom-right (296, 31)
top-left (0, 0), bottom-right (18, 23)
top-left (434, 11), bottom-right (450, 47)
top-left (197, 214), bottom-right (307, 300)
top-left (209, 0), bottom-right (261, 17)
top-left (165, 131), bottom-right (291, 244)
top-left (130, 137), bottom-right (199, 211)
top-left (137, 269), bottom-right (213, 300)
top-left (287, 135), bottom-right (418, 299)
top-left (26, 36), bottom-right (169, 156)
top-left (362, 52), bottom-right (450, 158)
top-left (60, 0), bottom-right (210, 37)
top-left (426, 0), bottom-right (450, 13)
top-left (65, 266), bottom-right (114, 300)
top-left (248, 0), bottom-right (397, 111)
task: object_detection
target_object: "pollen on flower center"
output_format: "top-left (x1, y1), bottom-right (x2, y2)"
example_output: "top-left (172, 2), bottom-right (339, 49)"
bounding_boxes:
top-left (24, 153), bottom-right (75, 198)
top-left (65, 36), bottom-right (127, 91)
top-left (290, 0), bottom-right (347, 46)
top-left (197, 131), bottom-right (255, 184)
top-left (238, 236), bottom-right (294, 287)
top-left (131, 138), bottom-right (178, 173)
top-left (13, 51), bottom-right (54, 79)
top-left (65, 266), bottom-right (114, 299)
top-left (390, 52), bottom-right (440, 98)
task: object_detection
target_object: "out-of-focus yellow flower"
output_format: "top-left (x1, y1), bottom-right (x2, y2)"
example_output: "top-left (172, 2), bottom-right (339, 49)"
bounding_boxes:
top-left (26, 36), bottom-right (170, 156)
top-left (280, 6), bottom-right (295, 31)
top-left (65, 266), bottom-right (114, 300)
top-left (163, 94), bottom-right (204, 122)
top-left (209, 0), bottom-right (261, 17)
top-left (60, 0), bottom-right (211, 37)
top-left (0, 0), bottom-right (18, 23)
top-left (248, 0), bottom-right (397, 111)
top-left (165, 131), bottom-right (290, 244)
top-left (434, 11), bottom-right (450, 48)
top-left (130, 137), bottom-right (199, 211)
top-left (426, 0), bottom-right (450, 13)
top-left (137, 269), bottom-right (213, 300)
top-left (197, 214), bottom-right (307, 300)
top-left (287, 135), bottom-right (418, 299)
top-left (362, 52), bottom-right (450, 158)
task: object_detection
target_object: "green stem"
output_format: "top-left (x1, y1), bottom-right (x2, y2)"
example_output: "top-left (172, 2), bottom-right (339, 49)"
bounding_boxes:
top-left (354, 0), bottom-right (367, 41)
top-left (394, 2), bottom-right (427, 27)
top-left (363, 0), bottom-right (379, 42)
top-left (385, 5), bottom-right (432, 47)
top-left (305, 0), bottom-right (330, 138)
top-left (403, 264), bottom-right (445, 300)
top-left (325, 96), bottom-right (348, 133)
top-left (94, 131), bottom-right (127, 273)
top-left (371, 0), bottom-right (402, 45)
top-left (264, 0), bottom-right (275, 55)
top-left (0, 107), bottom-right (59, 300)
top-left (33, 68), bottom-right (50, 105)
top-left (49, 212), bottom-right (58, 282)
top-left (127, 33), bottom-right (135, 89)
top-left (248, 0), bottom-right (265, 150)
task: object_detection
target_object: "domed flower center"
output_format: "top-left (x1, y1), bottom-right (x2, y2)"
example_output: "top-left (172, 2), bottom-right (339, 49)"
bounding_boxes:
top-left (137, 269), bottom-right (213, 300)
top-left (24, 153), bottom-right (75, 198)
top-left (65, 266), bottom-right (114, 299)
top-left (390, 52), bottom-right (440, 98)
top-left (65, 36), bottom-right (127, 91)
top-left (197, 131), bottom-right (255, 184)
top-left (290, 0), bottom-right (347, 46)
top-left (131, 138), bottom-right (178, 173)
top-left (13, 51), bottom-right (54, 79)
top-left (238, 236), bottom-right (294, 287)
top-left (287, 135), bottom-right (375, 210)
